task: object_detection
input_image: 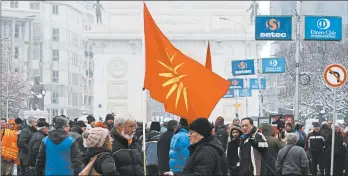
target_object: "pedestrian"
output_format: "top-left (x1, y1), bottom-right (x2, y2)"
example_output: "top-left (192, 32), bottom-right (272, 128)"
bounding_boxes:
top-left (110, 113), bottom-right (143, 175)
top-left (14, 118), bottom-right (23, 131)
top-left (68, 120), bottom-right (87, 152)
top-left (35, 116), bottom-right (83, 176)
top-left (86, 115), bottom-right (96, 129)
top-left (326, 124), bottom-right (345, 176)
top-left (1, 119), bottom-right (19, 176)
top-left (306, 122), bottom-right (326, 176)
top-left (17, 116), bottom-right (37, 175)
top-left (27, 121), bottom-right (50, 175)
top-left (214, 117), bottom-right (230, 152)
top-left (81, 127), bottom-right (120, 175)
top-left (104, 114), bottom-right (114, 131)
top-left (294, 124), bottom-right (306, 148)
top-left (239, 117), bottom-right (268, 176)
top-left (169, 118), bottom-right (190, 176)
top-left (158, 120), bottom-right (178, 175)
top-left (275, 133), bottom-right (309, 176)
top-left (227, 124), bottom-right (242, 175)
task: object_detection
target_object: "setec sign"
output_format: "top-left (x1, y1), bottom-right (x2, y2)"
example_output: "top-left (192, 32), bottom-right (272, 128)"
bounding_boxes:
top-left (255, 16), bottom-right (292, 40)
top-left (223, 89), bottom-right (235, 98)
top-left (304, 16), bottom-right (342, 41)
top-left (231, 59), bottom-right (255, 76)
top-left (262, 58), bottom-right (286, 73)
top-left (228, 78), bottom-right (244, 89)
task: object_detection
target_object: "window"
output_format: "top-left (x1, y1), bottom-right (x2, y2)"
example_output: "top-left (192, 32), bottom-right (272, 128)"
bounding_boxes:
top-left (30, 2), bottom-right (40, 10)
top-left (51, 109), bottom-right (58, 117)
top-left (52, 70), bottom-right (59, 83)
top-left (52, 5), bottom-right (59, 15)
top-left (60, 109), bottom-right (64, 115)
top-left (52, 92), bottom-right (59, 104)
top-left (10, 1), bottom-right (18, 8)
top-left (52, 28), bottom-right (59, 42)
top-left (14, 47), bottom-right (19, 59)
top-left (15, 23), bottom-right (19, 38)
top-left (52, 49), bottom-right (59, 61)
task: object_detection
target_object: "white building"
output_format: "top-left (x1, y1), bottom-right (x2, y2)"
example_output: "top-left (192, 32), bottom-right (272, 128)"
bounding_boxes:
top-left (87, 1), bottom-right (264, 122)
top-left (1, 1), bottom-right (95, 119)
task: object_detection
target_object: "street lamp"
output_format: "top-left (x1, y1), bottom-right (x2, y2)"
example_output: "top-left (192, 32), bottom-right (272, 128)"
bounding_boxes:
top-left (219, 17), bottom-right (250, 117)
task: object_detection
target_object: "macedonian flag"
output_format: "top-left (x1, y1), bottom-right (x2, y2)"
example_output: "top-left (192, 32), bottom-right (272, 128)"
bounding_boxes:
top-left (143, 3), bottom-right (231, 123)
top-left (205, 41), bottom-right (212, 70)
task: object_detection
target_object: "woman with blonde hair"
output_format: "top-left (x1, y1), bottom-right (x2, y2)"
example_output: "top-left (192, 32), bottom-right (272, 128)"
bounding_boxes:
top-left (81, 127), bottom-right (120, 176)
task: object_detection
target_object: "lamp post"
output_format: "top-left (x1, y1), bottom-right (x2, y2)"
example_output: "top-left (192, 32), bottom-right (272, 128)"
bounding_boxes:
top-left (219, 17), bottom-right (250, 117)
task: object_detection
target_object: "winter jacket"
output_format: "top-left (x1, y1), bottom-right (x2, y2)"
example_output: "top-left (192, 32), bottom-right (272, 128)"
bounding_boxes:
top-left (169, 127), bottom-right (190, 172)
top-left (227, 138), bottom-right (241, 173)
top-left (17, 125), bottom-right (37, 165)
top-left (275, 144), bottom-right (309, 175)
top-left (294, 130), bottom-right (305, 148)
top-left (28, 130), bottom-right (47, 167)
top-left (110, 128), bottom-right (144, 176)
top-left (35, 129), bottom-right (83, 176)
top-left (326, 130), bottom-right (345, 155)
top-left (82, 147), bottom-right (120, 176)
top-left (182, 135), bottom-right (225, 176)
top-left (68, 126), bottom-right (85, 152)
top-left (215, 125), bottom-right (228, 152)
top-left (239, 127), bottom-right (268, 176)
top-left (306, 131), bottom-right (326, 152)
top-left (158, 129), bottom-right (175, 172)
top-left (145, 130), bottom-right (160, 166)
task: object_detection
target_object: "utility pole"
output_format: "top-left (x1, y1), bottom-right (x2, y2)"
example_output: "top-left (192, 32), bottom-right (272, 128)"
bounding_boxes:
top-left (294, 1), bottom-right (301, 121)
top-left (256, 42), bottom-right (262, 117)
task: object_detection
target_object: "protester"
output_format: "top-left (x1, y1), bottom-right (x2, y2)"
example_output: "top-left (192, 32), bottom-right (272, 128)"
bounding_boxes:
top-left (86, 115), bottom-right (96, 128)
top-left (169, 118), bottom-right (190, 175)
top-left (110, 113), bottom-right (143, 175)
top-left (27, 121), bottom-right (50, 175)
top-left (36, 116), bottom-right (83, 176)
top-left (294, 124), bottom-right (306, 148)
top-left (68, 121), bottom-right (87, 152)
top-left (146, 121), bottom-right (161, 142)
top-left (306, 122), bottom-right (326, 176)
top-left (227, 124), bottom-right (242, 175)
top-left (239, 117), bottom-right (268, 176)
top-left (15, 118), bottom-right (23, 131)
top-left (1, 119), bottom-right (19, 176)
top-left (145, 121), bottom-right (161, 176)
top-left (104, 114), bottom-right (114, 131)
top-left (215, 116), bottom-right (224, 132)
top-left (326, 124), bottom-right (345, 176)
top-left (158, 120), bottom-right (178, 175)
top-left (17, 116), bottom-right (37, 175)
top-left (275, 133), bottom-right (309, 176)
top-left (215, 121), bottom-right (230, 152)
top-left (81, 127), bottom-right (120, 175)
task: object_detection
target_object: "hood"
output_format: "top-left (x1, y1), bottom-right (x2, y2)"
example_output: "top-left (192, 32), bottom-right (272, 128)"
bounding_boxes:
top-left (174, 126), bottom-right (189, 134)
top-left (261, 124), bottom-right (274, 137)
top-left (48, 129), bottom-right (69, 144)
top-left (82, 147), bottom-right (111, 164)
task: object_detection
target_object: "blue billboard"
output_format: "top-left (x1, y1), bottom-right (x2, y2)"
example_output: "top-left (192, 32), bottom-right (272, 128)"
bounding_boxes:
top-left (223, 89), bottom-right (235, 98)
top-left (255, 16), bottom-right (292, 40)
top-left (228, 78), bottom-right (244, 89)
top-left (249, 78), bottom-right (266, 90)
top-left (231, 59), bottom-right (255, 76)
top-left (304, 16), bottom-right (342, 41)
top-left (262, 58), bottom-right (286, 73)
top-left (238, 89), bottom-right (252, 97)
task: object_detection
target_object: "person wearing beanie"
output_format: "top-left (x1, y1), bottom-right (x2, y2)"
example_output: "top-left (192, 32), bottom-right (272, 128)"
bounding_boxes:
top-left (28, 121), bottom-right (50, 168)
top-left (86, 115), bottom-right (96, 128)
top-left (15, 117), bottom-right (23, 130)
top-left (17, 116), bottom-right (37, 175)
top-left (172, 118), bottom-right (226, 176)
top-left (68, 121), bottom-right (87, 153)
top-left (36, 116), bottom-right (83, 176)
top-left (169, 118), bottom-right (190, 174)
top-left (104, 114), bottom-right (114, 131)
top-left (158, 120), bottom-right (178, 175)
top-left (81, 127), bottom-right (119, 175)
top-left (146, 121), bottom-right (161, 142)
top-left (1, 119), bottom-right (19, 175)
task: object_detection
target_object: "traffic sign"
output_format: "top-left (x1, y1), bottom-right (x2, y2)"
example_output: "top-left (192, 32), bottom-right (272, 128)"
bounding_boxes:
top-left (228, 78), bottom-right (244, 89)
top-left (323, 64), bottom-right (347, 88)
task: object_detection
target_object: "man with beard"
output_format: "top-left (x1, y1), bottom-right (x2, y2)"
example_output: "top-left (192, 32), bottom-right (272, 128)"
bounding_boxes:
top-left (110, 113), bottom-right (143, 176)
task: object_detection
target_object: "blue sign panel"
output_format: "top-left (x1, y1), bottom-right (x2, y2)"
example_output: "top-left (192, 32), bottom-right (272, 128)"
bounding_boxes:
top-left (249, 78), bottom-right (266, 90)
top-left (255, 16), bottom-right (292, 40)
top-left (223, 89), bottom-right (234, 98)
top-left (238, 89), bottom-right (252, 97)
top-left (304, 16), bottom-right (342, 41)
top-left (231, 60), bottom-right (255, 76)
top-left (228, 78), bottom-right (244, 89)
top-left (262, 58), bottom-right (286, 73)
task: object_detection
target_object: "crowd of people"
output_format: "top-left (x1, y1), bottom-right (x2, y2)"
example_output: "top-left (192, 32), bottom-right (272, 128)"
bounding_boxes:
top-left (1, 114), bottom-right (348, 176)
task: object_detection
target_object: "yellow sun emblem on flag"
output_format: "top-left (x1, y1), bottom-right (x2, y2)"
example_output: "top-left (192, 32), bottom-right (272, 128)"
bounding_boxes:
top-left (157, 49), bottom-right (188, 111)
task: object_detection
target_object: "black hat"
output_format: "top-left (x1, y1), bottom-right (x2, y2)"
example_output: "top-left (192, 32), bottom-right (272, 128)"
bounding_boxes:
top-left (179, 118), bottom-right (188, 127)
top-left (74, 121), bottom-right (87, 128)
top-left (15, 118), bottom-right (23, 125)
top-left (86, 115), bottom-right (96, 124)
top-left (37, 121), bottom-right (50, 128)
top-left (38, 118), bottom-right (46, 122)
top-left (150, 121), bottom-right (161, 132)
top-left (105, 114), bottom-right (114, 121)
top-left (189, 118), bottom-right (212, 137)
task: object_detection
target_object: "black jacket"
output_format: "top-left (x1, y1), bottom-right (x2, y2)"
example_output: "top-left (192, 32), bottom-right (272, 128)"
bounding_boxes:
top-left (306, 131), bottom-right (326, 152)
top-left (68, 126), bottom-right (85, 152)
top-left (35, 129), bottom-right (83, 176)
top-left (157, 129), bottom-right (175, 171)
top-left (215, 125), bottom-right (228, 152)
top-left (82, 148), bottom-right (120, 176)
top-left (227, 138), bottom-right (241, 168)
top-left (17, 126), bottom-right (37, 165)
top-left (326, 131), bottom-right (345, 155)
top-left (182, 135), bottom-right (225, 176)
top-left (104, 121), bottom-right (114, 131)
top-left (28, 130), bottom-right (47, 167)
top-left (110, 128), bottom-right (144, 176)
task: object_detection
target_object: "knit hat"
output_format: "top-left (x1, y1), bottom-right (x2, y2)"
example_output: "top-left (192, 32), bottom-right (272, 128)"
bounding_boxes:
top-left (215, 116), bottom-right (225, 128)
top-left (189, 118), bottom-right (212, 137)
top-left (179, 118), bottom-right (188, 127)
top-left (83, 127), bottom-right (110, 148)
top-left (38, 121), bottom-right (50, 128)
top-left (105, 114), bottom-right (114, 121)
top-left (8, 119), bottom-right (15, 125)
top-left (74, 121), bottom-right (87, 128)
top-left (86, 115), bottom-right (95, 124)
top-left (167, 120), bottom-right (178, 131)
top-left (95, 122), bottom-right (108, 129)
top-left (54, 116), bottom-right (69, 129)
top-left (15, 118), bottom-right (23, 125)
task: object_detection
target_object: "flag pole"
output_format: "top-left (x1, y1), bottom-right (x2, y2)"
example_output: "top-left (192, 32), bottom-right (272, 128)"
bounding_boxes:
top-left (142, 2), bottom-right (147, 175)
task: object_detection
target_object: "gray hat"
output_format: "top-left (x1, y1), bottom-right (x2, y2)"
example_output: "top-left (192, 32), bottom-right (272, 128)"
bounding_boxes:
top-left (54, 116), bottom-right (69, 129)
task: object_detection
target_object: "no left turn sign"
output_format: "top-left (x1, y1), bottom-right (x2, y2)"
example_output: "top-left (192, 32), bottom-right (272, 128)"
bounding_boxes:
top-left (324, 64), bottom-right (347, 88)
